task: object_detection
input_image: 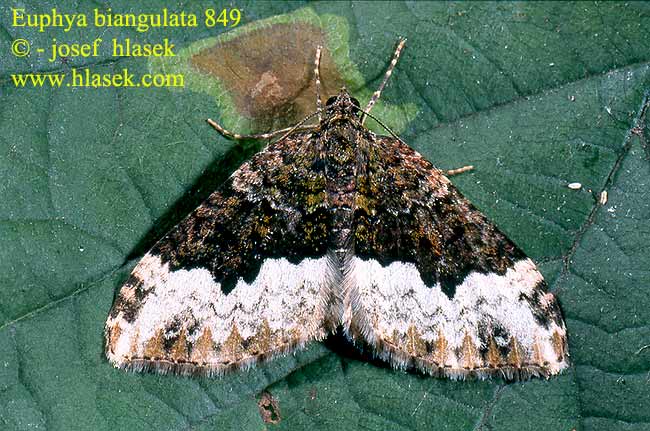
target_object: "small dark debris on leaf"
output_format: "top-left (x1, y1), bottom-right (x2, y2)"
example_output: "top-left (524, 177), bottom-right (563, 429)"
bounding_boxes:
top-left (630, 125), bottom-right (644, 136)
top-left (258, 390), bottom-right (281, 424)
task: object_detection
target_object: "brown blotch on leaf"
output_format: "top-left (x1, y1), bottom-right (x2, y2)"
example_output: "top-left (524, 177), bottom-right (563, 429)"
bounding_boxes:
top-left (258, 390), bottom-right (281, 424)
top-left (191, 23), bottom-right (346, 130)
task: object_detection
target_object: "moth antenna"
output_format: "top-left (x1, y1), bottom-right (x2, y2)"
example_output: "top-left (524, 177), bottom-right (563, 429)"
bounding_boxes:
top-left (314, 46), bottom-right (323, 121)
top-left (356, 107), bottom-right (405, 144)
top-left (361, 38), bottom-right (407, 125)
top-left (269, 111), bottom-right (321, 145)
top-left (207, 119), bottom-right (316, 141)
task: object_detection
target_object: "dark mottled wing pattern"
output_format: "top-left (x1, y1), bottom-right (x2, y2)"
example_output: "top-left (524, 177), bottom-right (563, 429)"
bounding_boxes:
top-left (154, 135), bottom-right (330, 290)
top-left (344, 136), bottom-right (569, 379)
top-left (354, 137), bottom-right (525, 295)
top-left (105, 133), bottom-right (338, 375)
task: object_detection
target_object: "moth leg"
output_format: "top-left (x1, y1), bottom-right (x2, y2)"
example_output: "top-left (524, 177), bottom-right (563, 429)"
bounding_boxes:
top-left (207, 118), bottom-right (315, 141)
top-left (314, 46), bottom-right (323, 121)
top-left (361, 38), bottom-right (407, 125)
top-left (445, 165), bottom-right (474, 176)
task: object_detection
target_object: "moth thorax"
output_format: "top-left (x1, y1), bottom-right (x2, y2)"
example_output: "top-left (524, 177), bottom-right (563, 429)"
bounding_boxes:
top-left (323, 127), bottom-right (359, 165)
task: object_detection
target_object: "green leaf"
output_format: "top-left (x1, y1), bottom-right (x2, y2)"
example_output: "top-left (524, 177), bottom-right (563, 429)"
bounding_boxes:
top-left (2, 2), bottom-right (649, 430)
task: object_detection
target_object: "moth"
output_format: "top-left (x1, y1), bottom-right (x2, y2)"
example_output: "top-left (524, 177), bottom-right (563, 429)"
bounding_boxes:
top-left (105, 39), bottom-right (569, 380)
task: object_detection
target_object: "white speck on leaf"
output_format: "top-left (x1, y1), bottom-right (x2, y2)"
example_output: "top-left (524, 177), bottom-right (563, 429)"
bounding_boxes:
top-left (568, 182), bottom-right (582, 190)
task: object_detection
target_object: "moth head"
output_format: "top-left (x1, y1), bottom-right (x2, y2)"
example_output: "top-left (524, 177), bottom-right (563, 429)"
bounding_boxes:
top-left (324, 88), bottom-right (361, 118)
